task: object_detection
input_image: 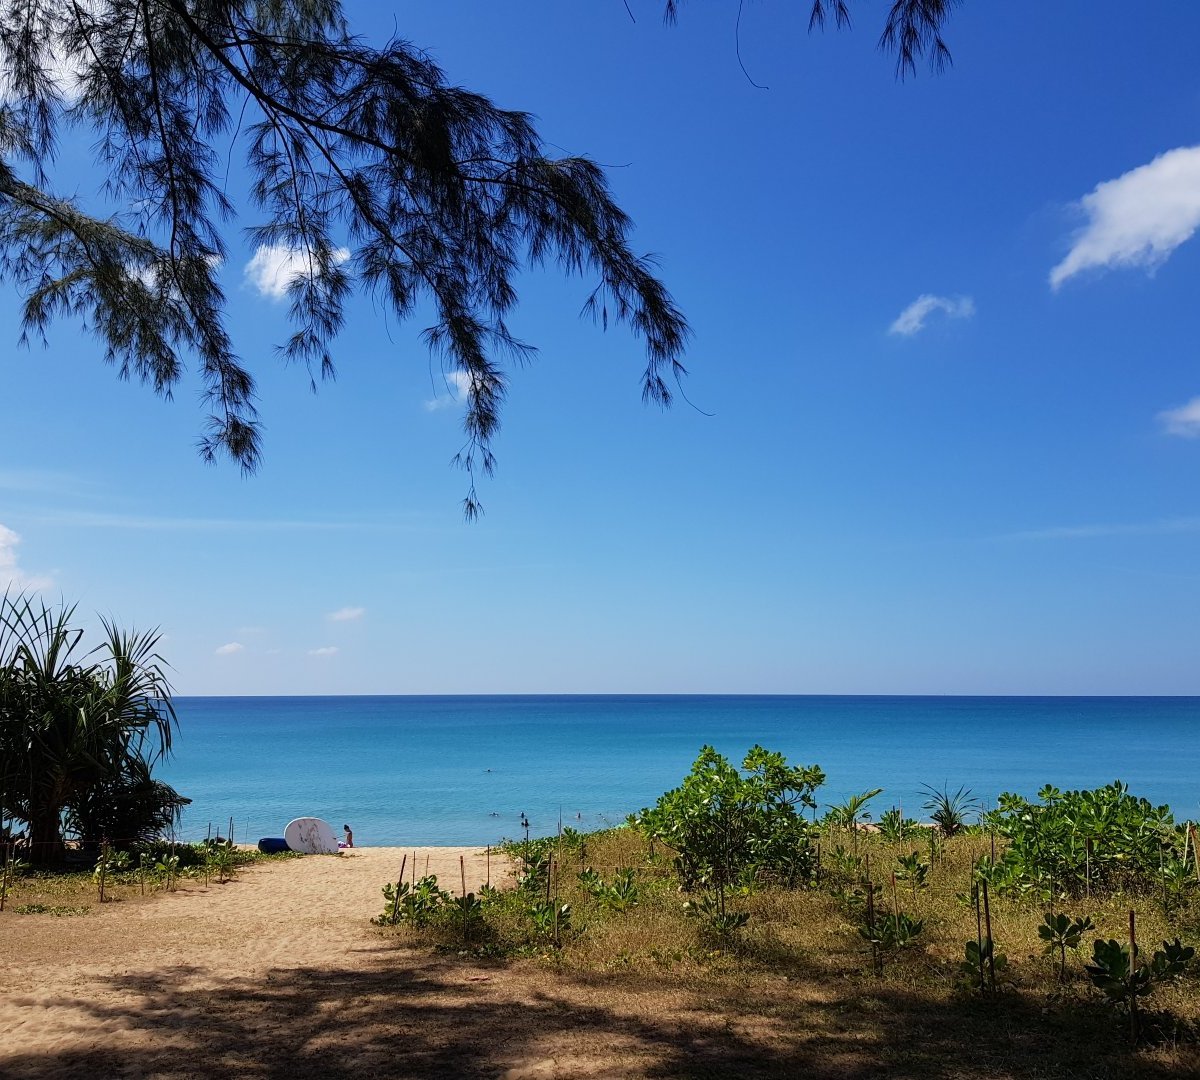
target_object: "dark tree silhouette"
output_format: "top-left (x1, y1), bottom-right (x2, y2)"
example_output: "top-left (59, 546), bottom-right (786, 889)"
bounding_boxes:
top-left (665, 1), bottom-right (961, 79)
top-left (0, 1), bottom-right (689, 516)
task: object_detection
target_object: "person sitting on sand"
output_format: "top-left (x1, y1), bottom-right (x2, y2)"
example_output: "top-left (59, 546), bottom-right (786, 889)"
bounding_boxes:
top-left (343, 824), bottom-right (354, 848)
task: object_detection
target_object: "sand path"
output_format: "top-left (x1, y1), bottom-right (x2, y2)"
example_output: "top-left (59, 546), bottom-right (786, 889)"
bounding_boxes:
top-left (2, 847), bottom-right (848, 1079)
top-left (3, 848), bottom-right (564, 1079)
top-left (5, 849), bottom-right (815, 1079)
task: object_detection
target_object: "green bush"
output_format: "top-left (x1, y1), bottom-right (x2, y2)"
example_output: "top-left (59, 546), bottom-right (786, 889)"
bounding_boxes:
top-left (983, 783), bottom-right (1190, 900)
top-left (635, 745), bottom-right (825, 896)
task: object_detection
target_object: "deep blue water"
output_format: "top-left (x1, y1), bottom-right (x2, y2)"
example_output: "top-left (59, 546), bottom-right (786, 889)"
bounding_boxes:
top-left (157, 695), bottom-right (1200, 846)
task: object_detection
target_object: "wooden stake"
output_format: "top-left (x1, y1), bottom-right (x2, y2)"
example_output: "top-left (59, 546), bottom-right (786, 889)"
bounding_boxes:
top-left (0, 842), bottom-right (11, 912)
top-left (205, 823), bottom-right (212, 889)
top-left (1191, 825), bottom-right (1200, 885)
top-left (552, 854), bottom-right (560, 947)
top-left (982, 880), bottom-right (996, 992)
top-left (1129, 909), bottom-right (1139, 1043)
top-left (486, 845), bottom-right (491, 889)
top-left (98, 841), bottom-right (108, 904)
top-left (865, 870), bottom-right (879, 976)
top-left (391, 854), bottom-right (408, 925)
top-left (1085, 837), bottom-right (1092, 901)
top-left (460, 854), bottom-right (467, 898)
top-left (973, 882), bottom-right (986, 993)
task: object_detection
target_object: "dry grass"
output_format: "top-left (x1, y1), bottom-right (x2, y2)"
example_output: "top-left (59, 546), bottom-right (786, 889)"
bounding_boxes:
top-left (5, 836), bottom-right (1200, 1077)
top-left (378, 826), bottom-right (1200, 1076)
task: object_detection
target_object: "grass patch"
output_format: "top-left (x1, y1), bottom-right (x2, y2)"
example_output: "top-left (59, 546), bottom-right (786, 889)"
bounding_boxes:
top-left (12, 902), bottom-right (91, 916)
top-left (375, 824), bottom-right (1200, 1076)
top-left (2, 843), bottom-right (299, 910)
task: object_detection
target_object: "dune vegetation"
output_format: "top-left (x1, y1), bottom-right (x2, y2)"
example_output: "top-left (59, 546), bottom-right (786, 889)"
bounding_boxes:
top-left (373, 746), bottom-right (1200, 1075)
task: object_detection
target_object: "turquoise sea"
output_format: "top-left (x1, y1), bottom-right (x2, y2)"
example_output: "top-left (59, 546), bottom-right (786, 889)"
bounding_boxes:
top-left (158, 696), bottom-right (1200, 846)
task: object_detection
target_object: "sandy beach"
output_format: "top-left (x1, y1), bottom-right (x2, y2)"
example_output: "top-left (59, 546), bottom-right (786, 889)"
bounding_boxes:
top-left (2, 847), bottom-right (805, 1080)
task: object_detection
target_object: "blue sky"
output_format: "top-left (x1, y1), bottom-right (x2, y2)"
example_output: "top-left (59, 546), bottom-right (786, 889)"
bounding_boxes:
top-left (3, 1), bottom-right (1200, 695)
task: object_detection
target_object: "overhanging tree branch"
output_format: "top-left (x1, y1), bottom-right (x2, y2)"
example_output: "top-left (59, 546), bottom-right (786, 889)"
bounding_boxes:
top-left (0, 0), bottom-right (690, 514)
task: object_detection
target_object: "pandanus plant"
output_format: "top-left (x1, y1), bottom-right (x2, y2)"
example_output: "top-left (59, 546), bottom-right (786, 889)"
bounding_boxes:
top-left (0, 592), bottom-right (184, 863)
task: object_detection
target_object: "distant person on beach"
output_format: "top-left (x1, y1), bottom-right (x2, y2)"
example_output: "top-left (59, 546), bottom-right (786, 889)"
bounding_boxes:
top-left (343, 824), bottom-right (354, 848)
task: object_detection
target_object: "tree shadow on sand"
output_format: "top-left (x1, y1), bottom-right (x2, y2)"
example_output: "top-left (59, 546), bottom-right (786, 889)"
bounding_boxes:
top-left (5, 949), bottom-right (1196, 1079)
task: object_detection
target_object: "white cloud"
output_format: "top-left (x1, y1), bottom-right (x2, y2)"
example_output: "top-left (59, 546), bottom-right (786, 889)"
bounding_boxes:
top-left (424, 371), bottom-right (484, 411)
top-left (0, 523), bottom-right (53, 592)
top-left (888, 294), bottom-right (975, 336)
top-left (328, 606), bottom-right (365, 622)
top-left (308, 646), bottom-right (339, 657)
top-left (214, 642), bottom-right (244, 656)
top-left (1158, 396), bottom-right (1200, 438)
top-left (1050, 146), bottom-right (1200, 289)
top-left (244, 243), bottom-right (350, 300)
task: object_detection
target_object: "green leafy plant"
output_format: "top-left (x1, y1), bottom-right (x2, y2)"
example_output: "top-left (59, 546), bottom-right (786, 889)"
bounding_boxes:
top-left (861, 911), bottom-right (924, 951)
top-left (1157, 854), bottom-right (1194, 916)
top-left (580, 867), bottom-right (640, 913)
top-left (0, 593), bottom-right (186, 865)
top-left (823, 845), bottom-right (864, 885)
top-left (683, 892), bottom-right (750, 940)
top-left (636, 745), bottom-right (824, 908)
top-left (154, 854), bottom-right (180, 891)
top-left (204, 843), bottom-right (237, 884)
top-left (447, 892), bottom-right (486, 942)
top-left (526, 899), bottom-right (571, 941)
top-left (876, 808), bottom-right (907, 843)
top-left (920, 784), bottom-right (979, 837)
top-left (14, 902), bottom-right (90, 916)
top-left (960, 937), bottom-right (1007, 991)
top-left (377, 874), bottom-right (449, 927)
top-left (894, 851), bottom-right (929, 894)
top-left (1086, 935), bottom-right (1195, 1042)
top-left (820, 787), bottom-right (888, 849)
top-left (833, 882), bottom-right (881, 914)
top-left (93, 849), bottom-right (131, 879)
top-left (986, 783), bottom-right (1181, 900)
top-left (1038, 912), bottom-right (1095, 981)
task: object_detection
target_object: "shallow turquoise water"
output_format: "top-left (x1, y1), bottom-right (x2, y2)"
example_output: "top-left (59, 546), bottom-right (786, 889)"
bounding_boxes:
top-left (157, 695), bottom-right (1200, 846)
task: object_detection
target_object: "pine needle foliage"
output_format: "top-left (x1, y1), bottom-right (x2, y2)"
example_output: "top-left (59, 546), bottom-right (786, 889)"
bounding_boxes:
top-left (670, 1), bottom-right (961, 80)
top-left (0, 1), bottom-right (690, 515)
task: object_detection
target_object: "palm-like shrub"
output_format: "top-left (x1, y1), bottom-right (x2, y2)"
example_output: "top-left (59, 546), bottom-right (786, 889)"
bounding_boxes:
top-left (0, 592), bottom-right (186, 863)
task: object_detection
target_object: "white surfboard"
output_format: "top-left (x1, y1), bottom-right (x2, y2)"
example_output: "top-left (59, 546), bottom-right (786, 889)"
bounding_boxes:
top-left (283, 816), bottom-right (341, 855)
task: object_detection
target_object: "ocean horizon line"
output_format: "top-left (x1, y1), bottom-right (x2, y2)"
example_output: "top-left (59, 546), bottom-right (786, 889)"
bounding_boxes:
top-left (174, 691), bottom-right (1200, 701)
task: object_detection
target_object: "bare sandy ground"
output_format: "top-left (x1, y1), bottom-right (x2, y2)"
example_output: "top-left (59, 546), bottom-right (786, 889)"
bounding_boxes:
top-left (3, 848), bottom-right (831, 1080)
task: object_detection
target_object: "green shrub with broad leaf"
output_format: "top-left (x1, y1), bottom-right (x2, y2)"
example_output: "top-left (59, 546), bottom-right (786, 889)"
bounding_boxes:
top-left (1038, 913), bottom-right (1095, 981)
top-left (635, 745), bottom-right (824, 905)
top-left (1086, 936), bottom-right (1195, 1041)
top-left (861, 911), bottom-right (924, 951)
top-left (983, 783), bottom-right (1192, 901)
top-left (376, 874), bottom-right (449, 927)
